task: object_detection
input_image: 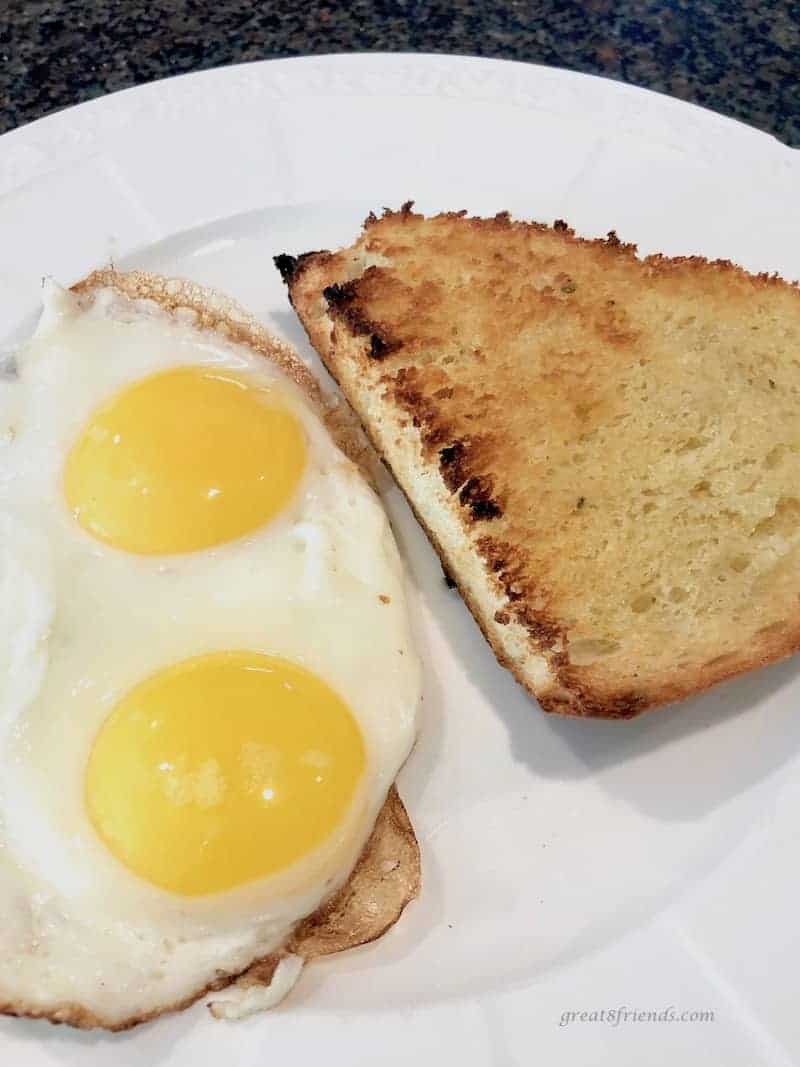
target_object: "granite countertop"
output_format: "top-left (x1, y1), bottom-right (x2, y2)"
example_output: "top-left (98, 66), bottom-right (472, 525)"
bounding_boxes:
top-left (1, 0), bottom-right (798, 145)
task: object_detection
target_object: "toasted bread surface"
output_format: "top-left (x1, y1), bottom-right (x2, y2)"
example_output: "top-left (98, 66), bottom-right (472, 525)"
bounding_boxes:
top-left (279, 207), bottom-right (800, 718)
top-left (1, 271), bottom-right (419, 1032)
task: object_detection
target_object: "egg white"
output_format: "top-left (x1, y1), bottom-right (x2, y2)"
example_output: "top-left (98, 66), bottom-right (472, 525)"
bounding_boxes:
top-left (0, 283), bottom-right (420, 1025)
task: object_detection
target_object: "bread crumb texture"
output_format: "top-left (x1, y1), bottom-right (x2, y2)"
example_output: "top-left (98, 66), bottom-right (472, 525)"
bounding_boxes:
top-left (284, 207), bottom-right (800, 717)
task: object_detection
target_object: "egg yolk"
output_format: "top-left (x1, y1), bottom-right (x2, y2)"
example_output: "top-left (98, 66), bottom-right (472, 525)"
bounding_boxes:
top-left (85, 652), bottom-right (366, 896)
top-left (64, 367), bottom-right (306, 554)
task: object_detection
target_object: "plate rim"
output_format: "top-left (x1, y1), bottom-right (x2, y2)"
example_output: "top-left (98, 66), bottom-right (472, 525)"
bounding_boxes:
top-left (1, 52), bottom-right (796, 199)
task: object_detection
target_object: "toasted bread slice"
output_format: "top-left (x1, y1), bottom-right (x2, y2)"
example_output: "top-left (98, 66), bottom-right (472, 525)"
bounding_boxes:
top-left (277, 206), bottom-right (800, 719)
top-left (1, 270), bottom-right (419, 1032)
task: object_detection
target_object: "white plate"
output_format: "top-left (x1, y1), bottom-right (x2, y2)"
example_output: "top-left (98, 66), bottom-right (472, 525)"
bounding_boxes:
top-left (1, 54), bottom-right (800, 1067)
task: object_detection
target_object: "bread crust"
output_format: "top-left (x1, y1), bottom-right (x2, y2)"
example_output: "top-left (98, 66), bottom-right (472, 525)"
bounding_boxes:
top-left (280, 206), bottom-right (800, 719)
top-left (0, 270), bottom-right (420, 1031)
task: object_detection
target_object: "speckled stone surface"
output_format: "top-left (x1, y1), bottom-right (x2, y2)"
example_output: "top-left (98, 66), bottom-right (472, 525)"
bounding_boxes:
top-left (1, 0), bottom-right (798, 145)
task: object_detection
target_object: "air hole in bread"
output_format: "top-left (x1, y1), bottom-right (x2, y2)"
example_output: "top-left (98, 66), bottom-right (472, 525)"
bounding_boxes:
top-left (676, 436), bottom-right (706, 455)
top-left (764, 444), bottom-right (786, 469)
top-left (630, 594), bottom-right (656, 614)
top-left (704, 651), bottom-right (736, 670)
top-left (568, 637), bottom-right (621, 665)
top-left (751, 496), bottom-right (800, 539)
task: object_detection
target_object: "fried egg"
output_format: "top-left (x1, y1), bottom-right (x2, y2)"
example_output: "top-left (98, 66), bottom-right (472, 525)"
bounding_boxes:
top-left (0, 279), bottom-right (420, 1028)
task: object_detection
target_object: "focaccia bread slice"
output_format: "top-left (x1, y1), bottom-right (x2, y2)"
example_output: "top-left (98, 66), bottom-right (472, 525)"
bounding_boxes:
top-left (277, 206), bottom-right (800, 718)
